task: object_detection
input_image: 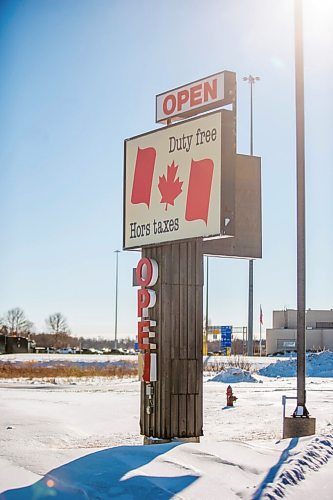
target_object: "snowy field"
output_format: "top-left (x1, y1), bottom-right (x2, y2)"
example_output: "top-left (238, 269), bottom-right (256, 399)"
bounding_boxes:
top-left (0, 353), bottom-right (333, 499)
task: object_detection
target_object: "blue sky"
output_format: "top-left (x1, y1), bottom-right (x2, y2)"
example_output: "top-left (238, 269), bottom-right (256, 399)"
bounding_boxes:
top-left (1, 0), bottom-right (332, 339)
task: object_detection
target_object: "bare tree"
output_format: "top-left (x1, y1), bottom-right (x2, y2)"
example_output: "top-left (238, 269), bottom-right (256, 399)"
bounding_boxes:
top-left (45, 313), bottom-right (71, 348)
top-left (1, 308), bottom-right (34, 335)
top-left (46, 313), bottom-right (70, 335)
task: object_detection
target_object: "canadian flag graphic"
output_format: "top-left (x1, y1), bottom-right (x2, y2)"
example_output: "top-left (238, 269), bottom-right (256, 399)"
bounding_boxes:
top-left (131, 147), bottom-right (156, 207)
top-left (185, 158), bottom-right (214, 224)
top-left (131, 155), bottom-right (214, 224)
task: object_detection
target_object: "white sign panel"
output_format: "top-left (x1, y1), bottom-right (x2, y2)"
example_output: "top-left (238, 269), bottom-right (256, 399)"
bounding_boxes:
top-left (124, 111), bottom-right (222, 249)
top-left (156, 71), bottom-right (233, 124)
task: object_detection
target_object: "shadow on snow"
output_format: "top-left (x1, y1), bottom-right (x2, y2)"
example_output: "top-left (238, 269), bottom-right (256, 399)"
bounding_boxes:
top-left (0, 442), bottom-right (199, 499)
top-left (252, 437), bottom-right (299, 499)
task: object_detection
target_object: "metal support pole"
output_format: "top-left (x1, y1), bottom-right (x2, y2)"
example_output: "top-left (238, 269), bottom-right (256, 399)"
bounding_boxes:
top-left (247, 260), bottom-right (253, 356)
top-left (250, 81), bottom-right (253, 156)
top-left (259, 304), bottom-right (262, 357)
top-left (243, 74), bottom-right (260, 356)
top-left (248, 78), bottom-right (254, 357)
top-left (294, 0), bottom-right (308, 417)
top-left (114, 250), bottom-right (120, 350)
top-left (204, 256), bottom-right (209, 355)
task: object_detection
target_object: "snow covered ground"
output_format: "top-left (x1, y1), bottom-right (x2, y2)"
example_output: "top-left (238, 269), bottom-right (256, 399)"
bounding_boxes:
top-left (0, 353), bottom-right (333, 499)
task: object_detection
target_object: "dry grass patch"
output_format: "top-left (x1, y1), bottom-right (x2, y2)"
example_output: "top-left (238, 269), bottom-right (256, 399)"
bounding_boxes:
top-left (204, 355), bottom-right (252, 373)
top-left (0, 361), bottom-right (138, 379)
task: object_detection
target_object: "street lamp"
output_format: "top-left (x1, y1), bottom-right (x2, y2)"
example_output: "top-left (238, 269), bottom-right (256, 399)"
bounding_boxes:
top-left (114, 250), bottom-right (120, 350)
top-left (243, 74), bottom-right (260, 356)
top-left (243, 75), bottom-right (260, 156)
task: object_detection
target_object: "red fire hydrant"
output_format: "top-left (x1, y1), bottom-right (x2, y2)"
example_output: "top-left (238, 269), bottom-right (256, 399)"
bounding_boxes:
top-left (226, 385), bottom-right (237, 407)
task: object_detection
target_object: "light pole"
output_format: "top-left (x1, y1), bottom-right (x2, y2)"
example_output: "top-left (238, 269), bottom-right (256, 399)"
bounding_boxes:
top-left (282, 0), bottom-right (315, 438)
top-left (243, 74), bottom-right (260, 356)
top-left (114, 250), bottom-right (120, 350)
top-left (293, 0), bottom-right (307, 418)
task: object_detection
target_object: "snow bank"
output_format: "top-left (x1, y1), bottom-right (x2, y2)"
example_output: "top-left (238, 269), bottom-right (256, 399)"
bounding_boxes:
top-left (306, 351), bottom-right (333, 377)
top-left (209, 367), bottom-right (257, 383)
top-left (259, 358), bottom-right (297, 378)
top-left (260, 433), bottom-right (333, 499)
top-left (259, 351), bottom-right (333, 378)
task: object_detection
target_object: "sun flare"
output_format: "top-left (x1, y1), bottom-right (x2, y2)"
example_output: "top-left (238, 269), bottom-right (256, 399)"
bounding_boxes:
top-left (304, 0), bottom-right (333, 39)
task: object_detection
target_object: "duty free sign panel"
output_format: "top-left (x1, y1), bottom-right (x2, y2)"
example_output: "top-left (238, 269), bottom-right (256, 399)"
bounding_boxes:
top-left (124, 111), bottom-right (224, 249)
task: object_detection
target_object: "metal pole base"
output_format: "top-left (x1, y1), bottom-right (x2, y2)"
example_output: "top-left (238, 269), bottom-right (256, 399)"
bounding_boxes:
top-left (283, 416), bottom-right (316, 439)
top-left (143, 437), bottom-right (172, 445)
top-left (292, 404), bottom-right (309, 418)
top-left (172, 436), bottom-right (200, 443)
top-left (143, 436), bottom-right (200, 445)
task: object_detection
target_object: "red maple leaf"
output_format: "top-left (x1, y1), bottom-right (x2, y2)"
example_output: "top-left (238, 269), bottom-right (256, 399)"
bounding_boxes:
top-left (158, 161), bottom-right (183, 210)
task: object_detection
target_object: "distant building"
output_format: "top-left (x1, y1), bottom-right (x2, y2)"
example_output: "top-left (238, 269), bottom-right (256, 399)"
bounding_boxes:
top-left (0, 335), bottom-right (5, 354)
top-left (266, 309), bottom-right (333, 354)
top-left (0, 334), bottom-right (34, 354)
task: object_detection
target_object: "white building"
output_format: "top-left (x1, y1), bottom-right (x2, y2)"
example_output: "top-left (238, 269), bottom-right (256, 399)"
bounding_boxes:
top-left (266, 309), bottom-right (333, 354)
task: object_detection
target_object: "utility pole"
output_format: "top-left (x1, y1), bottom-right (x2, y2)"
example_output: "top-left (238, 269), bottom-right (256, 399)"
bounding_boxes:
top-left (243, 74), bottom-right (260, 356)
top-left (114, 250), bottom-right (120, 350)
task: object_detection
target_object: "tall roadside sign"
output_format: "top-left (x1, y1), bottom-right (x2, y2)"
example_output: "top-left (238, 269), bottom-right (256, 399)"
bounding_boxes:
top-left (123, 70), bottom-right (261, 443)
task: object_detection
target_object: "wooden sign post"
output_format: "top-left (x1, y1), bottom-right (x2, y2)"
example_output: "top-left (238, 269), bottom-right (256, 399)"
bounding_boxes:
top-left (141, 240), bottom-right (203, 440)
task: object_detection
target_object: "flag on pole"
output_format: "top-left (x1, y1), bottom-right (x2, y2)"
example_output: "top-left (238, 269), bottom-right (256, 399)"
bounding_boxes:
top-left (259, 305), bottom-right (263, 357)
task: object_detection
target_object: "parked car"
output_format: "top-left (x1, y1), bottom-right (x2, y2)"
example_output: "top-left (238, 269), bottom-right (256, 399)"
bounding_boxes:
top-left (80, 347), bottom-right (103, 355)
top-left (56, 348), bottom-right (74, 354)
top-left (110, 348), bottom-right (125, 355)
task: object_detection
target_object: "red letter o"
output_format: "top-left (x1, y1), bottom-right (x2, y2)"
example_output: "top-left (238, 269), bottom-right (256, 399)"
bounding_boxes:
top-left (136, 258), bottom-right (158, 287)
top-left (163, 94), bottom-right (176, 116)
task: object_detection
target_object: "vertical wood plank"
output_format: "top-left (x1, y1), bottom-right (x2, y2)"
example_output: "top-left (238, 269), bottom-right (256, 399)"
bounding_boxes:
top-left (171, 242), bottom-right (180, 283)
top-left (187, 360), bottom-right (198, 394)
top-left (179, 242), bottom-right (187, 285)
top-left (187, 395), bottom-right (195, 436)
top-left (178, 395), bottom-right (187, 437)
top-left (171, 283), bottom-right (180, 360)
top-left (188, 285), bottom-right (196, 359)
top-left (140, 381), bottom-right (145, 435)
top-left (195, 386), bottom-right (203, 437)
top-left (171, 394), bottom-right (179, 437)
top-left (195, 285), bottom-right (203, 359)
top-left (187, 240), bottom-right (193, 286)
